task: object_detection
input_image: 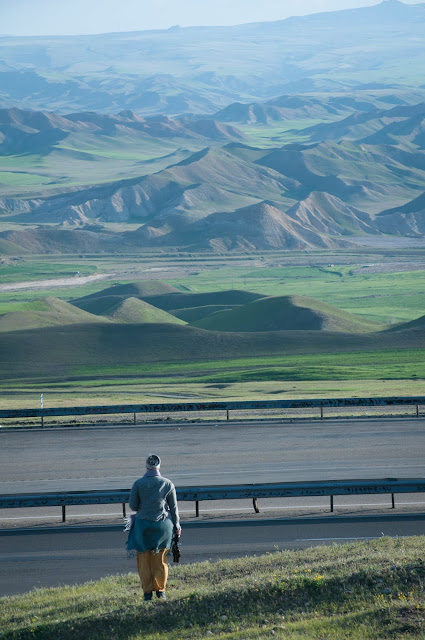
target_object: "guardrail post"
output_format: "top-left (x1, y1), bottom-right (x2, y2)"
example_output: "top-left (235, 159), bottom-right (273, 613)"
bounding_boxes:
top-left (226, 410), bottom-right (230, 422)
top-left (330, 495), bottom-right (334, 513)
top-left (391, 493), bottom-right (395, 509)
top-left (417, 405), bottom-right (420, 418)
top-left (320, 406), bottom-right (324, 420)
top-left (134, 413), bottom-right (137, 425)
top-left (41, 415), bottom-right (44, 428)
top-left (122, 503), bottom-right (127, 517)
top-left (253, 498), bottom-right (260, 513)
top-left (62, 505), bottom-right (66, 522)
top-left (196, 500), bottom-right (199, 517)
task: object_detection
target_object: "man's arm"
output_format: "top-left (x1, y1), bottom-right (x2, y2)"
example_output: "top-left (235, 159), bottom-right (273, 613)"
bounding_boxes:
top-left (166, 486), bottom-right (181, 534)
top-left (129, 481), bottom-right (140, 512)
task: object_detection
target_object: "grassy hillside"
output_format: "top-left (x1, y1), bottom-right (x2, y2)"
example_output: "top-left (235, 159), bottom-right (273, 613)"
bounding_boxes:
top-left (74, 280), bottom-right (180, 302)
top-left (170, 304), bottom-right (236, 323)
top-left (98, 297), bottom-right (186, 325)
top-left (164, 261), bottom-right (425, 325)
top-left (142, 290), bottom-right (265, 312)
top-left (0, 237), bottom-right (29, 255)
top-left (72, 287), bottom-right (264, 316)
top-left (0, 320), bottom-right (424, 382)
top-left (194, 295), bottom-right (384, 333)
top-left (385, 314), bottom-right (425, 333)
top-left (3, 537), bottom-right (425, 639)
top-left (0, 297), bottom-right (110, 332)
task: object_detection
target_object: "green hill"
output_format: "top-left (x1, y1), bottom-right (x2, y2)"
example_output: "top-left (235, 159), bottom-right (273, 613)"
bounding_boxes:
top-left (98, 297), bottom-right (186, 325)
top-left (0, 297), bottom-right (110, 332)
top-left (73, 280), bottom-right (180, 304)
top-left (193, 295), bottom-right (383, 333)
top-left (143, 289), bottom-right (265, 312)
top-left (0, 237), bottom-right (30, 255)
top-left (170, 304), bottom-right (236, 323)
top-left (73, 285), bottom-right (264, 317)
top-left (71, 295), bottom-right (128, 316)
top-left (385, 313), bottom-right (425, 332)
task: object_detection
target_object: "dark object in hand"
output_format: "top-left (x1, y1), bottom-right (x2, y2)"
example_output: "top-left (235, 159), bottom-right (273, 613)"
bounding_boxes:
top-left (171, 532), bottom-right (181, 563)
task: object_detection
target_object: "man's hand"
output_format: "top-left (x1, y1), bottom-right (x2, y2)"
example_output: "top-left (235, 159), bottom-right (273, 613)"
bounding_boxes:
top-left (175, 526), bottom-right (182, 538)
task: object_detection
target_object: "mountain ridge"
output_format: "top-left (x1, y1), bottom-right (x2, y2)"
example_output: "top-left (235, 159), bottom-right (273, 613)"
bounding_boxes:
top-left (1, 1), bottom-right (425, 115)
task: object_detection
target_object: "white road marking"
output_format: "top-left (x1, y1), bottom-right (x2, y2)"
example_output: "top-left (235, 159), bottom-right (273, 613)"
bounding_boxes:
top-left (0, 464), bottom-right (415, 485)
top-left (296, 537), bottom-right (383, 542)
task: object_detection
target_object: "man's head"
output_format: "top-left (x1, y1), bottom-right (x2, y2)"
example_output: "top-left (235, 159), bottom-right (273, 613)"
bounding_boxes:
top-left (146, 453), bottom-right (161, 470)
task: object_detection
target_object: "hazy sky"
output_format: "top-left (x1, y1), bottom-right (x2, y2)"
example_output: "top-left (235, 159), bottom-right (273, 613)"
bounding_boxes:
top-left (0, 0), bottom-right (420, 36)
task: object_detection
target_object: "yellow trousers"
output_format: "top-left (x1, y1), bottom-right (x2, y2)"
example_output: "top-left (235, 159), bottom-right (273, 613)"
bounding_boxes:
top-left (137, 549), bottom-right (169, 594)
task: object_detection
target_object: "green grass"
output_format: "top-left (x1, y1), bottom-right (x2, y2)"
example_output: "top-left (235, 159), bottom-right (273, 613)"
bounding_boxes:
top-left (166, 265), bottom-right (425, 324)
top-left (63, 348), bottom-right (425, 383)
top-left (0, 261), bottom-right (97, 284)
top-left (0, 171), bottom-right (52, 188)
top-left (0, 378), bottom-right (423, 418)
top-left (2, 537), bottom-right (425, 639)
top-left (0, 256), bottom-right (424, 399)
top-left (239, 119), bottom-right (332, 146)
top-left (1, 256), bottom-right (424, 324)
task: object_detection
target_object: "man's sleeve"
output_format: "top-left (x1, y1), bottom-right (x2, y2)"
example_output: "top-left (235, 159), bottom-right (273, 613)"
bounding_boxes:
top-left (166, 484), bottom-right (180, 528)
top-left (129, 481), bottom-right (140, 512)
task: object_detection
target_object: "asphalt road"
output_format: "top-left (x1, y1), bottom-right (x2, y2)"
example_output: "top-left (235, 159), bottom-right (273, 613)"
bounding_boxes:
top-left (2, 514), bottom-right (425, 596)
top-left (1, 418), bottom-right (425, 495)
top-left (2, 418), bottom-right (425, 597)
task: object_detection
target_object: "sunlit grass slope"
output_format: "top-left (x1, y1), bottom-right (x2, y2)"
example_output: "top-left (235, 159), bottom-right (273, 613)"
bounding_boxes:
top-left (0, 297), bottom-right (110, 332)
top-left (100, 297), bottom-right (186, 325)
top-left (2, 537), bottom-right (425, 639)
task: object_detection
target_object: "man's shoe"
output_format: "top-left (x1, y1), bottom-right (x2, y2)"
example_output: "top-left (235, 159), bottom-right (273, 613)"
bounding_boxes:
top-left (144, 592), bottom-right (153, 601)
top-left (156, 591), bottom-right (166, 600)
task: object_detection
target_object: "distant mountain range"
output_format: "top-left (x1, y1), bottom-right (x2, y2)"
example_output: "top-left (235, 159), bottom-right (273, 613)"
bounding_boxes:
top-left (212, 91), bottom-right (425, 125)
top-left (1, 2), bottom-right (425, 253)
top-left (0, 108), bottom-right (245, 157)
top-left (0, 1), bottom-right (425, 115)
top-left (1, 98), bottom-right (425, 251)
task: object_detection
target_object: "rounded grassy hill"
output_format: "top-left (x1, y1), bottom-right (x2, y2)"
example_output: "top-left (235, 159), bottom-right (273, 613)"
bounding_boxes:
top-left (193, 295), bottom-right (383, 333)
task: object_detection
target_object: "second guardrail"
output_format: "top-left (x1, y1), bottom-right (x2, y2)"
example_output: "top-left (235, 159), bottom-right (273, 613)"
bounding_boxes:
top-left (0, 396), bottom-right (424, 427)
top-left (2, 477), bottom-right (425, 522)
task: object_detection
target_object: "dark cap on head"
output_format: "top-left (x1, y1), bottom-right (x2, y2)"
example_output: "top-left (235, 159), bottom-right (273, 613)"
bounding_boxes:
top-left (146, 453), bottom-right (161, 469)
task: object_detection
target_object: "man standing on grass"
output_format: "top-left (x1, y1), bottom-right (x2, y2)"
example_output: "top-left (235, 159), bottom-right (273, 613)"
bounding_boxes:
top-left (127, 454), bottom-right (181, 601)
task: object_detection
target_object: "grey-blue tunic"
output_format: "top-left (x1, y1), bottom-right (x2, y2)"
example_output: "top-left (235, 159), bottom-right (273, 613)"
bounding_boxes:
top-left (127, 473), bottom-right (180, 553)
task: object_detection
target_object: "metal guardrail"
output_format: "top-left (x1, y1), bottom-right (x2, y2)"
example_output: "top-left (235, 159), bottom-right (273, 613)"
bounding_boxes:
top-left (2, 478), bottom-right (425, 522)
top-left (0, 396), bottom-right (424, 426)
